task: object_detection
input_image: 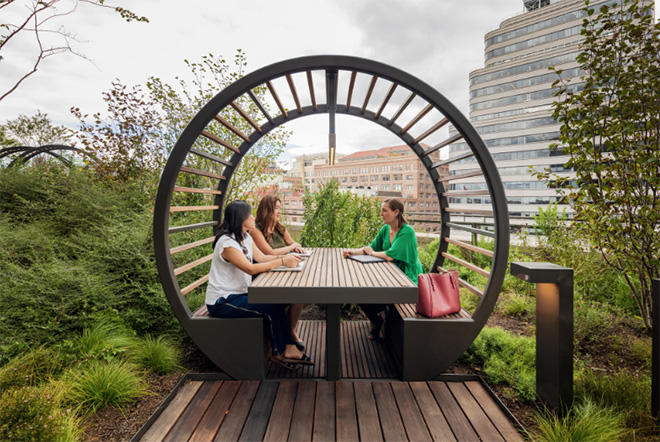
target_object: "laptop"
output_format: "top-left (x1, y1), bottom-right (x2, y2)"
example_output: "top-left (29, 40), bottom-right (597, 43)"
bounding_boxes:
top-left (348, 254), bottom-right (385, 263)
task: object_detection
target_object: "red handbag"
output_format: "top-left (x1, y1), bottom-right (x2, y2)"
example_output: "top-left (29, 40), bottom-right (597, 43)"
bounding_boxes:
top-left (416, 270), bottom-right (461, 318)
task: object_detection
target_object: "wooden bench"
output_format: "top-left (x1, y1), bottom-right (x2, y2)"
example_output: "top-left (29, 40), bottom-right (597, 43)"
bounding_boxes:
top-left (385, 303), bottom-right (475, 381)
top-left (189, 305), bottom-right (269, 380)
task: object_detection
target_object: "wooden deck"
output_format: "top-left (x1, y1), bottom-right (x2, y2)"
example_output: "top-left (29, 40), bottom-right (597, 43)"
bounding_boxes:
top-left (133, 376), bottom-right (526, 442)
top-left (267, 320), bottom-right (397, 379)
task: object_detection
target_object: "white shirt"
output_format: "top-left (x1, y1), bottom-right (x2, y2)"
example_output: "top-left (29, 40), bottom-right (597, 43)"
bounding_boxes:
top-left (205, 233), bottom-right (254, 305)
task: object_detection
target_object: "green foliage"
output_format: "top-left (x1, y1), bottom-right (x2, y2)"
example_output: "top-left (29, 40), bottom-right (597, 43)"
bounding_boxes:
top-left (545, 0), bottom-right (660, 329)
top-left (459, 290), bottom-right (480, 314)
top-left (0, 347), bottom-right (64, 393)
top-left (65, 361), bottom-right (147, 413)
top-left (533, 399), bottom-right (627, 442)
top-left (129, 335), bottom-right (181, 375)
top-left (300, 180), bottom-right (382, 247)
top-left (418, 238), bottom-right (439, 273)
top-left (0, 384), bottom-right (81, 442)
top-left (497, 293), bottom-right (534, 317)
top-left (462, 327), bottom-right (536, 401)
top-left (1, 110), bottom-right (71, 147)
top-left (64, 322), bottom-right (136, 363)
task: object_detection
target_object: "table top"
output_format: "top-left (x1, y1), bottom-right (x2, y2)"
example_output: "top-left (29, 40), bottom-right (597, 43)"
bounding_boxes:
top-left (248, 248), bottom-right (418, 304)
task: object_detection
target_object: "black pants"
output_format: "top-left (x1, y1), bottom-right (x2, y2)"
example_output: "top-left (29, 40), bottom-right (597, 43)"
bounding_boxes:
top-left (359, 303), bottom-right (387, 325)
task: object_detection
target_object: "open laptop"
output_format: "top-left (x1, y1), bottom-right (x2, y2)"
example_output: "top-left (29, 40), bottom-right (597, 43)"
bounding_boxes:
top-left (348, 254), bottom-right (385, 263)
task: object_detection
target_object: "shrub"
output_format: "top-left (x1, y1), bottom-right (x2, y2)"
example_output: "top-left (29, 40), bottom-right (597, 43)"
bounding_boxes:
top-left (0, 384), bottom-right (81, 442)
top-left (533, 399), bottom-right (626, 442)
top-left (497, 293), bottom-right (534, 317)
top-left (0, 347), bottom-right (64, 392)
top-left (64, 321), bottom-right (136, 362)
top-left (459, 290), bottom-right (480, 314)
top-left (573, 298), bottom-right (614, 350)
top-left (130, 335), bottom-right (181, 374)
top-left (66, 361), bottom-right (147, 412)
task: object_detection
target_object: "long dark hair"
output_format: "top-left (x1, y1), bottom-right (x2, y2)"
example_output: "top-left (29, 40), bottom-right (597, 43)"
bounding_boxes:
top-left (255, 194), bottom-right (286, 242)
top-left (213, 200), bottom-right (252, 248)
top-left (384, 198), bottom-right (406, 229)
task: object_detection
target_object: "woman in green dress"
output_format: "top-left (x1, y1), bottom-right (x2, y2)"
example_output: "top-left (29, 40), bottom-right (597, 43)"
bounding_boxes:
top-left (252, 194), bottom-right (306, 350)
top-left (343, 198), bottom-right (424, 339)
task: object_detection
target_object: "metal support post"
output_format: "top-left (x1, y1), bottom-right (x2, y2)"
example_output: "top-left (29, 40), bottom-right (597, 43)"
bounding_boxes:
top-left (510, 262), bottom-right (574, 414)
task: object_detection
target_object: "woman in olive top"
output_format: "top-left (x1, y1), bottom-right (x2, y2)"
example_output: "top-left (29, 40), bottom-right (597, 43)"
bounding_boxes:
top-left (251, 194), bottom-right (306, 351)
top-left (343, 198), bottom-right (424, 339)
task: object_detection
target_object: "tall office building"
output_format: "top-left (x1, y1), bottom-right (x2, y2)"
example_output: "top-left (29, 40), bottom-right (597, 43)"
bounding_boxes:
top-left (449, 0), bottom-right (650, 222)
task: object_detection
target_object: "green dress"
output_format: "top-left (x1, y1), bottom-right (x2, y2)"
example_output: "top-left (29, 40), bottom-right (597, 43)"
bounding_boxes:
top-left (370, 223), bottom-right (424, 284)
top-left (255, 222), bottom-right (287, 249)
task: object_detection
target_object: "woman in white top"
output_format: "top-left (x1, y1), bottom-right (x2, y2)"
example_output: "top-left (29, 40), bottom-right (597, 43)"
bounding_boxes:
top-left (206, 200), bottom-right (313, 370)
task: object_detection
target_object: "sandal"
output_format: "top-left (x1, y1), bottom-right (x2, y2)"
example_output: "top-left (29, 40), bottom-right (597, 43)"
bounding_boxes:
top-left (368, 317), bottom-right (383, 340)
top-left (294, 340), bottom-right (306, 352)
top-left (270, 357), bottom-right (301, 371)
top-left (282, 353), bottom-right (314, 365)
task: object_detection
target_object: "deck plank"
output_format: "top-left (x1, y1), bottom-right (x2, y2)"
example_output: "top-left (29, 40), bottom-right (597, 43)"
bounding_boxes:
top-left (264, 381), bottom-right (297, 441)
top-left (428, 382), bottom-right (479, 442)
top-left (189, 381), bottom-right (241, 442)
top-left (354, 382), bottom-right (383, 442)
top-left (213, 381), bottom-right (260, 442)
top-left (391, 382), bottom-right (432, 441)
top-left (139, 378), bottom-right (203, 442)
top-left (336, 381), bottom-right (359, 442)
top-left (373, 382), bottom-right (407, 441)
top-left (313, 381), bottom-right (336, 441)
top-left (288, 381), bottom-right (316, 441)
top-left (448, 382), bottom-right (505, 442)
top-left (238, 382), bottom-right (279, 441)
top-left (409, 382), bottom-right (457, 442)
top-left (163, 380), bottom-right (222, 442)
top-left (464, 381), bottom-right (524, 442)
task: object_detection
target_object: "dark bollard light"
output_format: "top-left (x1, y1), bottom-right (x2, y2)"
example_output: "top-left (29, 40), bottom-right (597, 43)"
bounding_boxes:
top-left (653, 279), bottom-right (660, 426)
top-left (510, 262), bottom-right (574, 414)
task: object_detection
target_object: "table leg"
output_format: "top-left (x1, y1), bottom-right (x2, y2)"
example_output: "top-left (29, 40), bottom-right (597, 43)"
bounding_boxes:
top-left (326, 304), bottom-right (341, 380)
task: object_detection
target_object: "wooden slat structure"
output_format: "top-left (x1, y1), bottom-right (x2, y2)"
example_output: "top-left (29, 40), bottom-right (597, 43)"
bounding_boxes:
top-left (133, 376), bottom-right (525, 442)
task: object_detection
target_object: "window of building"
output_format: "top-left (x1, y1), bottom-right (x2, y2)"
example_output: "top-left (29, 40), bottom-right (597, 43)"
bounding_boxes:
top-left (406, 175), bottom-right (413, 180)
top-left (351, 177), bottom-right (358, 183)
top-left (394, 184), bottom-right (402, 191)
top-left (394, 174), bottom-right (402, 181)
top-left (382, 175), bottom-right (390, 181)
top-left (371, 175), bottom-right (378, 182)
top-left (360, 176), bottom-right (368, 182)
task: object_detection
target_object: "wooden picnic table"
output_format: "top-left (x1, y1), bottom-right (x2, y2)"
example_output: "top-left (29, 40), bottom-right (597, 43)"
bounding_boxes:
top-left (249, 248), bottom-right (417, 380)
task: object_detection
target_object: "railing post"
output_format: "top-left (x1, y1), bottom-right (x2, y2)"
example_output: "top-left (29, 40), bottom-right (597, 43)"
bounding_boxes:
top-left (510, 262), bottom-right (574, 414)
top-left (653, 279), bottom-right (660, 426)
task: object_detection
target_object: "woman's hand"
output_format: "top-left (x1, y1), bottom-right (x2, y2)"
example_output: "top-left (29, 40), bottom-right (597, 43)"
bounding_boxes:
top-left (362, 246), bottom-right (374, 256)
top-left (289, 242), bottom-right (304, 254)
top-left (282, 254), bottom-right (301, 268)
top-left (342, 249), bottom-right (353, 258)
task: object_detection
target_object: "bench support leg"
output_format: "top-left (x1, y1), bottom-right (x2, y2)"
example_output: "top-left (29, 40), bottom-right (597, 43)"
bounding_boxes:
top-left (326, 304), bottom-right (341, 380)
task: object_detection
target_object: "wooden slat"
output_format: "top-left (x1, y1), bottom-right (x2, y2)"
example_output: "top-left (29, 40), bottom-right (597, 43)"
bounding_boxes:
top-left (213, 115), bottom-right (251, 143)
top-left (169, 221), bottom-right (218, 234)
top-left (180, 166), bottom-right (226, 181)
top-left (390, 382), bottom-right (432, 441)
top-left (437, 169), bottom-right (484, 183)
top-left (247, 90), bottom-right (274, 125)
top-left (373, 382), bottom-right (407, 441)
top-left (428, 382), bottom-right (480, 441)
top-left (409, 382), bottom-right (457, 442)
top-left (448, 382), bottom-right (505, 442)
top-left (445, 222), bottom-right (495, 239)
top-left (266, 81), bottom-right (288, 118)
top-left (307, 71), bottom-right (317, 110)
top-left (174, 253), bottom-right (213, 276)
top-left (439, 267), bottom-right (484, 298)
top-left (264, 382), bottom-right (297, 441)
top-left (412, 117), bottom-right (449, 144)
top-left (374, 83), bottom-right (397, 119)
top-left (181, 274), bottom-right (209, 296)
top-left (201, 130), bottom-right (241, 154)
top-left (189, 381), bottom-right (241, 442)
top-left (190, 147), bottom-right (233, 167)
top-left (238, 382), bottom-right (279, 441)
top-left (170, 205), bottom-right (219, 213)
top-left (388, 92), bottom-right (415, 127)
top-left (139, 379), bottom-right (203, 442)
top-left (442, 189), bottom-right (490, 197)
top-left (336, 382), bottom-right (359, 441)
top-left (313, 381), bottom-right (335, 441)
top-left (170, 236), bottom-right (215, 255)
top-left (346, 71), bottom-right (357, 110)
top-left (164, 380), bottom-right (223, 442)
top-left (285, 75), bottom-right (303, 113)
top-left (230, 102), bottom-right (263, 133)
top-left (445, 207), bottom-right (494, 216)
top-left (424, 133), bottom-right (464, 157)
top-left (441, 252), bottom-right (490, 278)
top-left (400, 103), bottom-right (433, 135)
top-left (213, 381), bottom-right (260, 441)
top-left (354, 382), bottom-right (383, 442)
top-left (288, 381), bottom-right (316, 440)
top-left (445, 237), bottom-right (494, 257)
top-left (432, 149), bottom-right (474, 167)
top-left (173, 186), bottom-right (222, 195)
top-left (361, 76), bottom-right (377, 114)
top-left (465, 381), bottom-right (524, 442)
top-left (192, 305), bottom-right (209, 317)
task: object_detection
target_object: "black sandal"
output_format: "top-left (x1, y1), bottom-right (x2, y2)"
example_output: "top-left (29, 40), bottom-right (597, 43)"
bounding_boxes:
top-left (283, 353), bottom-right (314, 366)
top-left (270, 357), bottom-right (301, 371)
top-left (295, 340), bottom-right (306, 352)
top-left (368, 317), bottom-right (383, 340)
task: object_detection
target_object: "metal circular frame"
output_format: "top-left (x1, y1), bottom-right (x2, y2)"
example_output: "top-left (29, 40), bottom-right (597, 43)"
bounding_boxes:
top-left (153, 55), bottom-right (509, 380)
top-left (0, 145), bottom-right (97, 167)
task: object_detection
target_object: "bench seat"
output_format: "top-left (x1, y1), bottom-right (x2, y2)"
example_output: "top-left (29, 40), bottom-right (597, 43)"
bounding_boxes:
top-left (394, 303), bottom-right (472, 320)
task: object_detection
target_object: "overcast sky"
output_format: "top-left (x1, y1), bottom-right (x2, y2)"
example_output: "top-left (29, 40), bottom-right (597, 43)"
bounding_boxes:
top-left (2, 0), bottom-right (658, 165)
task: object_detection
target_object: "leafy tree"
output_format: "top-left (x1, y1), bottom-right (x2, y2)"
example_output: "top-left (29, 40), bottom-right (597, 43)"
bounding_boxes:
top-left (545, 0), bottom-right (660, 330)
top-left (0, 0), bottom-right (148, 101)
top-left (2, 110), bottom-right (71, 146)
top-left (0, 126), bottom-right (18, 147)
top-left (300, 179), bottom-right (382, 248)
